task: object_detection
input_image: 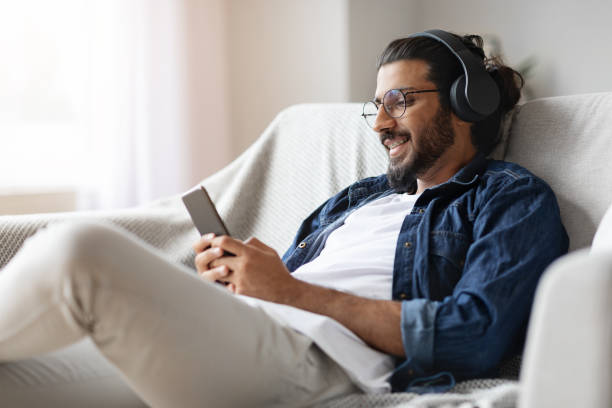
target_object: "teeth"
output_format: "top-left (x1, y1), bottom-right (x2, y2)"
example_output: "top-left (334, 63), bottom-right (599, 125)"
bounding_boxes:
top-left (389, 137), bottom-right (408, 149)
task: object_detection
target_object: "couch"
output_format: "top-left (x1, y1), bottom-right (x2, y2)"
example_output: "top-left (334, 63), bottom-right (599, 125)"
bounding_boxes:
top-left (1, 92), bottom-right (611, 407)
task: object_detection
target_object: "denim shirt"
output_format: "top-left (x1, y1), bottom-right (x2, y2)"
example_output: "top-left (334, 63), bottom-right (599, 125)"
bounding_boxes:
top-left (281, 153), bottom-right (569, 393)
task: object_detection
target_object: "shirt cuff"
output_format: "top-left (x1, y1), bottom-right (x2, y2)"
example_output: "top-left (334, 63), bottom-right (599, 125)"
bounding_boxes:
top-left (400, 298), bottom-right (440, 372)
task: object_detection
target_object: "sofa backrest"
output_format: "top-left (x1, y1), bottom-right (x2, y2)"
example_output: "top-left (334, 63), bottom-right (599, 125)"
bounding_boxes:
top-left (504, 93), bottom-right (612, 251)
top-left (204, 93), bottom-right (612, 254)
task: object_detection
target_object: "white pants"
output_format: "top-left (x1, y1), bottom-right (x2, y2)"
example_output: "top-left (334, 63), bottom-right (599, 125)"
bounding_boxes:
top-left (0, 222), bottom-right (358, 407)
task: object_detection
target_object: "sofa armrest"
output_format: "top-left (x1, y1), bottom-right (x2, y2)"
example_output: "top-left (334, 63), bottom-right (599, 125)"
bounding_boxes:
top-left (519, 249), bottom-right (612, 408)
top-left (0, 197), bottom-right (198, 271)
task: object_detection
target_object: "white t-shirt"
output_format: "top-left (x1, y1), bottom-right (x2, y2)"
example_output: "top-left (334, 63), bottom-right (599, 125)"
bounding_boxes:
top-left (238, 192), bottom-right (420, 393)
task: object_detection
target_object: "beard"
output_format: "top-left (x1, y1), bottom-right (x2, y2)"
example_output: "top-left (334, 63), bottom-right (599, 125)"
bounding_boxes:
top-left (384, 106), bottom-right (456, 193)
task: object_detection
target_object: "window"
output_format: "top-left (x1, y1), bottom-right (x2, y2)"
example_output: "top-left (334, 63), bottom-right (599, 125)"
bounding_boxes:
top-left (0, 1), bottom-right (90, 192)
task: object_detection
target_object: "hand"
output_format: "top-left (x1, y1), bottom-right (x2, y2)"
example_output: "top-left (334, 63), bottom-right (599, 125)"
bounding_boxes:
top-left (192, 233), bottom-right (236, 291)
top-left (194, 234), bottom-right (298, 301)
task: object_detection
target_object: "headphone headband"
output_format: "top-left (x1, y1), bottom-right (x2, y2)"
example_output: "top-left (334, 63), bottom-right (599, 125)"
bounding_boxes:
top-left (407, 29), bottom-right (500, 122)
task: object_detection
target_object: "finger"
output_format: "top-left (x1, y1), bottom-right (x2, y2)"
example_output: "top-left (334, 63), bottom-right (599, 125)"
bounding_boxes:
top-left (200, 265), bottom-right (230, 282)
top-left (194, 247), bottom-right (225, 272)
top-left (209, 254), bottom-right (241, 271)
top-left (227, 283), bottom-right (236, 293)
top-left (192, 233), bottom-right (216, 253)
top-left (244, 236), bottom-right (269, 251)
top-left (211, 235), bottom-right (248, 256)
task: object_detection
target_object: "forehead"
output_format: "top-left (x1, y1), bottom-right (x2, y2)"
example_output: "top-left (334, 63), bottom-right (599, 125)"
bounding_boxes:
top-left (375, 59), bottom-right (433, 99)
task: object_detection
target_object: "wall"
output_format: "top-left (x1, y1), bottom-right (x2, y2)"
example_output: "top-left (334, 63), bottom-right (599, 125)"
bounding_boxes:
top-left (347, 0), bottom-right (419, 102)
top-left (0, 189), bottom-right (76, 214)
top-left (222, 0), bottom-right (612, 160)
top-left (182, 0), bottom-right (232, 186)
top-left (413, 0), bottom-right (612, 99)
top-left (225, 0), bottom-right (423, 158)
top-left (226, 0), bottom-right (350, 156)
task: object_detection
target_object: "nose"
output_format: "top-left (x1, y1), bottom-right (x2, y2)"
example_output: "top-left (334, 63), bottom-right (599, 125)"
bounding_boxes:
top-left (372, 104), bottom-right (396, 134)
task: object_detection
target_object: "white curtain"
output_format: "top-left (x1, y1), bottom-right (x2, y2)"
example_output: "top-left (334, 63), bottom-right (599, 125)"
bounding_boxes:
top-left (0, 0), bottom-right (230, 211)
top-left (82, 0), bottom-right (191, 209)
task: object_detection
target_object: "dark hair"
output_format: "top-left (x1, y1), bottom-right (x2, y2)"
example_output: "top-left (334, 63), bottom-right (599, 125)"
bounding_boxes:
top-left (377, 32), bottom-right (524, 156)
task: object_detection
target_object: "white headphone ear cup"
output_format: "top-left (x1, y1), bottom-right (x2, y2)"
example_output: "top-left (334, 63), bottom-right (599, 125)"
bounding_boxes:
top-left (449, 75), bottom-right (482, 122)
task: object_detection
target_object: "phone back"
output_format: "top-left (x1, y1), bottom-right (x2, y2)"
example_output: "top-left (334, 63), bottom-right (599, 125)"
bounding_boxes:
top-left (181, 186), bottom-right (230, 236)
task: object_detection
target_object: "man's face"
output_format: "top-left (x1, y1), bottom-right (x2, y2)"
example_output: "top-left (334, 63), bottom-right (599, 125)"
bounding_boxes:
top-left (373, 59), bottom-right (456, 192)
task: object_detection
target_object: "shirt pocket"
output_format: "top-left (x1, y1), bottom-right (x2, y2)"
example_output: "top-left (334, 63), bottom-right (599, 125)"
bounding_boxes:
top-left (425, 231), bottom-right (471, 300)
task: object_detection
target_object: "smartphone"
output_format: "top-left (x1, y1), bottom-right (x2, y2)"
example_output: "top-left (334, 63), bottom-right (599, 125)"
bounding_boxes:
top-left (181, 185), bottom-right (230, 237)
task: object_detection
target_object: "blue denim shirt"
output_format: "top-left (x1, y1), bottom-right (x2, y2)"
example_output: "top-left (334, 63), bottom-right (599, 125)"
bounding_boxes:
top-left (281, 153), bottom-right (569, 393)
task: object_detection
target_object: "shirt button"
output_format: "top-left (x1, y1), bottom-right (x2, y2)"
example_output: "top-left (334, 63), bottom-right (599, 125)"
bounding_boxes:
top-left (399, 293), bottom-right (408, 299)
top-left (404, 241), bottom-right (412, 248)
top-left (298, 242), bottom-right (307, 249)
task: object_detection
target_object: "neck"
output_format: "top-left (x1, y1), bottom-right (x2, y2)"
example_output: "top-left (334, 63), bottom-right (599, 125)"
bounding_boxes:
top-left (415, 148), bottom-right (477, 195)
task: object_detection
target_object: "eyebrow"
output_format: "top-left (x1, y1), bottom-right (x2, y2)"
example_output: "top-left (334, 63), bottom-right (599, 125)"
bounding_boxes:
top-left (373, 86), bottom-right (418, 103)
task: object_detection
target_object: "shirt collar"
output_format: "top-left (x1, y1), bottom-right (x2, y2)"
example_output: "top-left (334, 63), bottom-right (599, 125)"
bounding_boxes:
top-left (353, 152), bottom-right (488, 201)
top-left (448, 152), bottom-right (488, 186)
top-left (347, 175), bottom-right (390, 205)
top-left (419, 152), bottom-right (488, 199)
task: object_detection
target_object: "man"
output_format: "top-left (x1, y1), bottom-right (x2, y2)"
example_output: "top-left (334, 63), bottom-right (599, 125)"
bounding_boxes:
top-left (0, 30), bottom-right (567, 407)
top-left (194, 30), bottom-right (567, 393)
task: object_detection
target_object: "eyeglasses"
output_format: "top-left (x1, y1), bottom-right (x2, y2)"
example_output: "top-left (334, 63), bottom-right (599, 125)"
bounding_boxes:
top-left (361, 88), bottom-right (440, 128)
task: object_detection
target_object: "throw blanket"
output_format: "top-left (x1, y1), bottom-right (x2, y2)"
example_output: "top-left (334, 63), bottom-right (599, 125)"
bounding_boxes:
top-left (0, 104), bottom-right (519, 407)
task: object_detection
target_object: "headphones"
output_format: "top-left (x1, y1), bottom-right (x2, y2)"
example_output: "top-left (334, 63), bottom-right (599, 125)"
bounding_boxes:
top-left (408, 29), bottom-right (500, 122)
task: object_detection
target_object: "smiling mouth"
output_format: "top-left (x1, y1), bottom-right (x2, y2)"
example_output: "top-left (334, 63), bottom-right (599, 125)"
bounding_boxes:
top-left (388, 137), bottom-right (409, 150)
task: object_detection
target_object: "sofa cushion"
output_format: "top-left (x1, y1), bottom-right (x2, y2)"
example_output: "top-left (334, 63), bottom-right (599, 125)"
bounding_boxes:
top-left (504, 92), bottom-right (612, 251)
top-left (592, 202), bottom-right (612, 253)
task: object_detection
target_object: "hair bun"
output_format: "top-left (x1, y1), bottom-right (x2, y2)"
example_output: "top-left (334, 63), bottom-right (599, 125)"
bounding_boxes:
top-left (486, 58), bottom-right (524, 111)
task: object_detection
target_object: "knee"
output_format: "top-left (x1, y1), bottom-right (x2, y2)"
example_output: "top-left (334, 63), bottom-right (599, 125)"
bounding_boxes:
top-left (4, 221), bottom-right (124, 304)
top-left (26, 221), bottom-right (122, 269)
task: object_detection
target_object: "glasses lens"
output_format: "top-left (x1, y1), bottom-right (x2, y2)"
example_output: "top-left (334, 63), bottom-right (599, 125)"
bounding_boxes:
top-left (383, 89), bottom-right (405, 118)
top-left (362, 101), bottom-right (379, 128)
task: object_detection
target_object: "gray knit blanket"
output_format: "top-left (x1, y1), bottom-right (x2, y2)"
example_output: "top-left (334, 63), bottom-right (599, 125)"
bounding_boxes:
top-left (0, 104), bottom-right (519, 406)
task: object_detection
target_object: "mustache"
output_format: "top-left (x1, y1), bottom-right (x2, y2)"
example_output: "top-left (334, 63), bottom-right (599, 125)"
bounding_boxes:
top-left (379, 131), bottom-right (411, 145)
